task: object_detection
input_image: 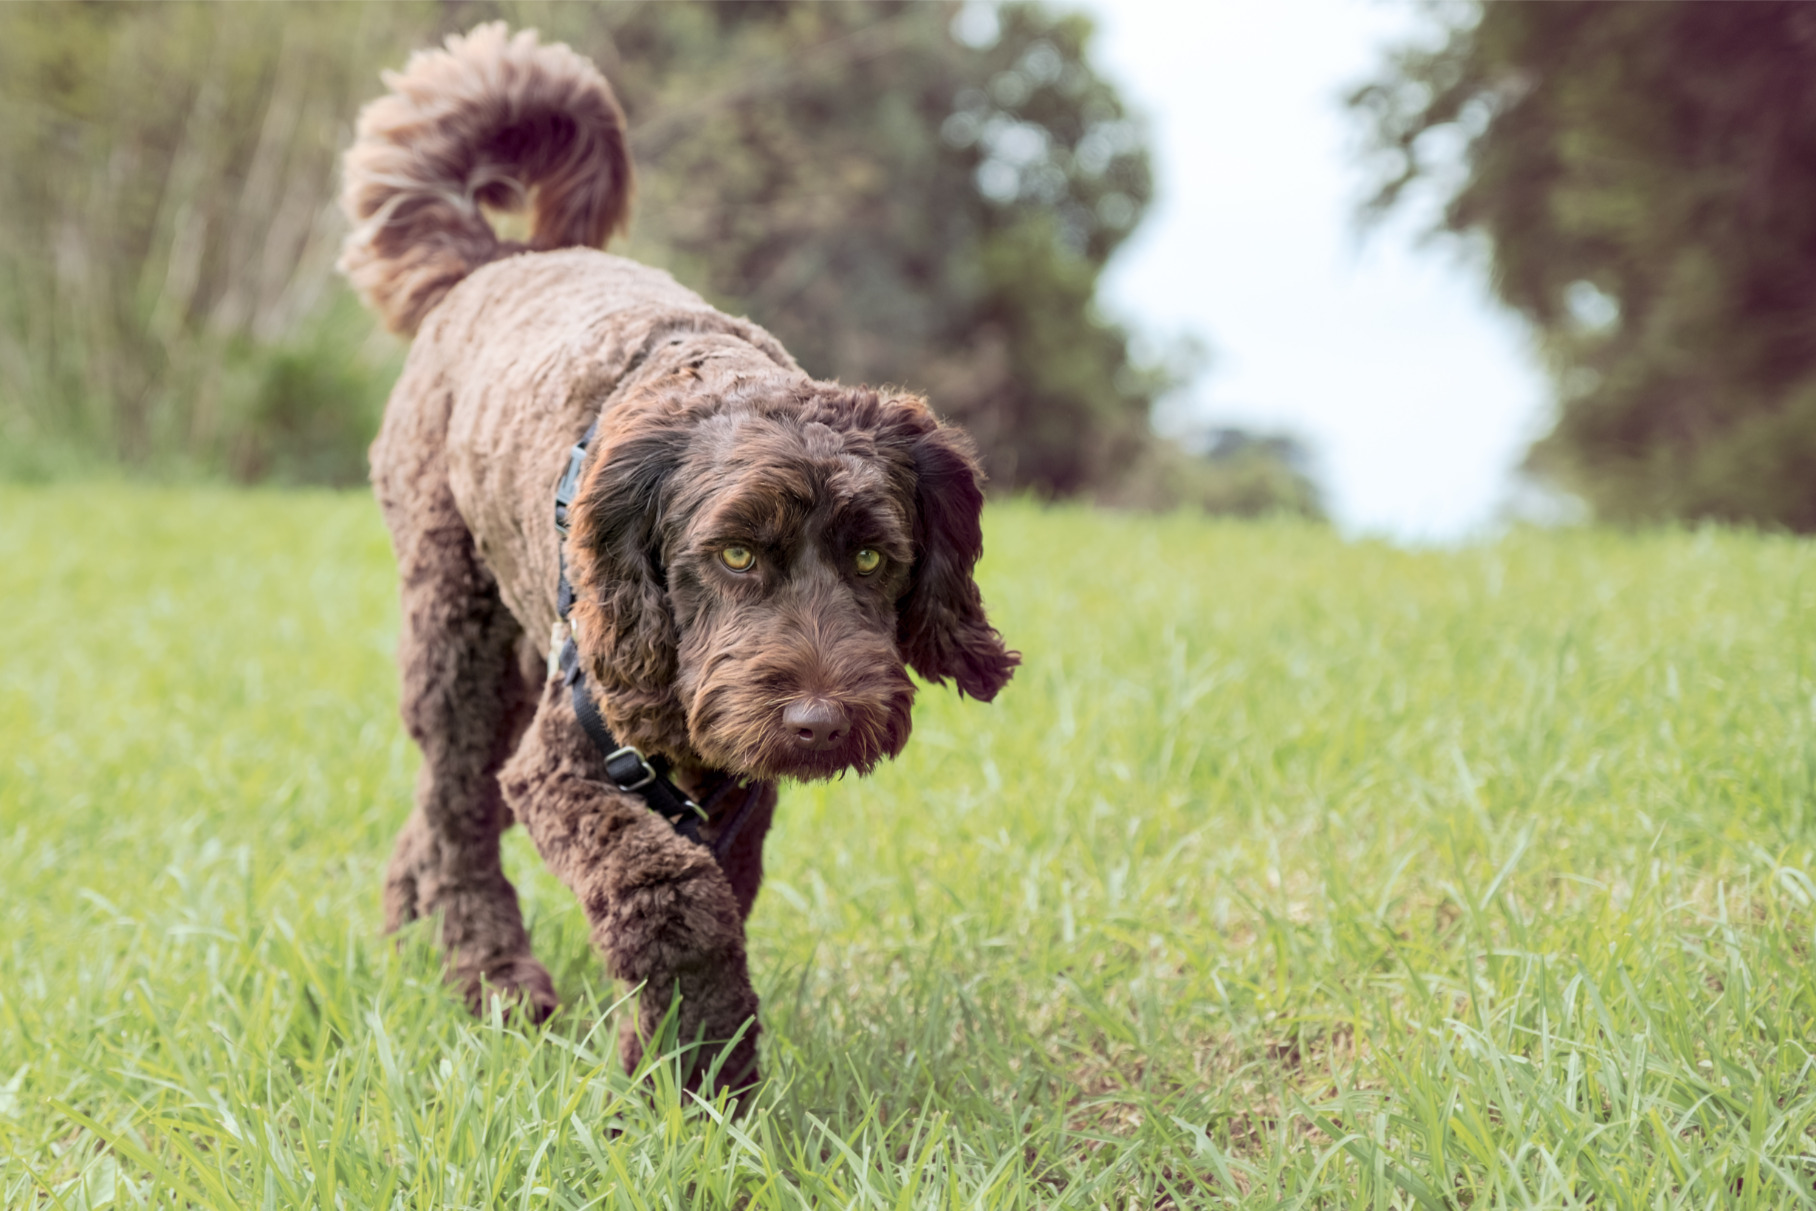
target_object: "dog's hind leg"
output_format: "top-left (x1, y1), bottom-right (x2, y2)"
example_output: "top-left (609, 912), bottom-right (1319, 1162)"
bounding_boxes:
top-left (500, 682), bottom-right (760, 1095)
top-left (380, 477), bottom-right (557, 1023)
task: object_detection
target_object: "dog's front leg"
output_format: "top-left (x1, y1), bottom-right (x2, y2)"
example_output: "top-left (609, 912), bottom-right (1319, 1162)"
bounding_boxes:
top-left (500, 679), bottom-right (760, 1094)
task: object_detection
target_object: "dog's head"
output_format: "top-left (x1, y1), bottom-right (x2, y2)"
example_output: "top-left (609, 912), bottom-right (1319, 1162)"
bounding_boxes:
top-left (567, 376), bottom-right (1018, 780)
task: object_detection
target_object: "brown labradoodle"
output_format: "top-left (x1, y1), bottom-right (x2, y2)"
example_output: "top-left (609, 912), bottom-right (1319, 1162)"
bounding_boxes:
top-left (338, 24), bottom-right (1017, 1093)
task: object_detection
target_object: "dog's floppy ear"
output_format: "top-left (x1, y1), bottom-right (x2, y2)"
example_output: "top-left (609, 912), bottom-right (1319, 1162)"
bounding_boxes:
top-left (565, 399), bottom-right (692, 753)
top-left (889, 401), bottom-right (1020, 701)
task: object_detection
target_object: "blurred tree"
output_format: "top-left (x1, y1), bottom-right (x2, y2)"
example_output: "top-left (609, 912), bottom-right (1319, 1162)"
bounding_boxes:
top-left (0, 0), bottom-right (1319, 515)
top-left (596, 1), bottom-right (1164, 497)
top-left (1354, 1), bottom-right (1816, 530)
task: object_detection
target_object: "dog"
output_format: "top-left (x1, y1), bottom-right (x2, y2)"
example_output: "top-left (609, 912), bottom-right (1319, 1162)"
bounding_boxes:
top-left (338, 23), bottom-right (1017, 1093)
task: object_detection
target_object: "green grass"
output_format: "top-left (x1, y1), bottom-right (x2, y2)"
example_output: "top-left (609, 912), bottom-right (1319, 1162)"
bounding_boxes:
top-left (2, 483), bottom-right (1815, 1208)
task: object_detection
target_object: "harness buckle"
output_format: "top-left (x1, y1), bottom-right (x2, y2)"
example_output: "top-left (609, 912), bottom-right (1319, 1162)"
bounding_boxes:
top-left (554, 439), bottom-right (591, 536)
top-left (547, 620), bottom-right (573, 680)
top-left (603, 745), bottom-right (658, 791)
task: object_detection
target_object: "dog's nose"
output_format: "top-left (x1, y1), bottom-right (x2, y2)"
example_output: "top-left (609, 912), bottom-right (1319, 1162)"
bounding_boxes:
top-left (784, 698), bottom-right (850, 751)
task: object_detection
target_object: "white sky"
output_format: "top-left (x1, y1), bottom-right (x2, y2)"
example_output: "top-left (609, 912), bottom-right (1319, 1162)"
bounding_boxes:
top-left (1077, 0), bottom-right (1551, 543)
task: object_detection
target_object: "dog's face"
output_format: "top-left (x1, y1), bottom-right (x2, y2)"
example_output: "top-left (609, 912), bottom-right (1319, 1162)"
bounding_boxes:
top-left (567, 379), bottom-right (1018, 780)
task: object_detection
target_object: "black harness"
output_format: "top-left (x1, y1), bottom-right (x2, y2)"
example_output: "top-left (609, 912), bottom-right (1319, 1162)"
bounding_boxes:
top-left (552, 421), bottom-right (767, 864)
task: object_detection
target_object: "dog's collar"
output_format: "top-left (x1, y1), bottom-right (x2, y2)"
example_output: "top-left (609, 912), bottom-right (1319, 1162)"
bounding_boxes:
top-left (552, 418), bottom-right (768, 863)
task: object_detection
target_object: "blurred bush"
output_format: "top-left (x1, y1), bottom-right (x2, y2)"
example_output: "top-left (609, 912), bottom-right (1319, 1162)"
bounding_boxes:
top-left (1354, 1), bottom-right (1816, 531)
top-left (1098, 428), bottom-right (1323, 519)
top-left (0, 0), bottom-right (1319, 516)
top-left (0, 1), bottom-right (415, 484)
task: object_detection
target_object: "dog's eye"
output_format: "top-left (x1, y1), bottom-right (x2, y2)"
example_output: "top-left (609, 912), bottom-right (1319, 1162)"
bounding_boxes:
top-left (720, 546), bottom-right (755, 572)
top-left (854, 548), bottom-right (882, 576)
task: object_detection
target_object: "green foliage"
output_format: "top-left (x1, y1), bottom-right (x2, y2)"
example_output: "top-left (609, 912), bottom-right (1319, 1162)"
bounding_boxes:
top-left (0, 0), bottom-right (1311, 513)
top-left (6, 485), bottom-right (1816, 1204)
top-left (0, 1), bottom-right (422, 480)
top-left (1354, 1), bottom-right (1816, 530)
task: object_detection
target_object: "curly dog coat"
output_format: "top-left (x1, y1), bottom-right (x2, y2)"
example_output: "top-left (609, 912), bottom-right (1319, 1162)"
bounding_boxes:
top-left (339, 24), bottom-right (1017, 1092)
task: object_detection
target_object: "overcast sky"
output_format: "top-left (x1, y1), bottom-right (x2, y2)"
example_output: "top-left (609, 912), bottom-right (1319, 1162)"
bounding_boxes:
top-left (1074, 0), bottom-right (1550, 543)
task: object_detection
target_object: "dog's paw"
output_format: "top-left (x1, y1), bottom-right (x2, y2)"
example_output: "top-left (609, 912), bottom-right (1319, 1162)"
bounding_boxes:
top-left (457, 954), bottom-right (560, 1025)
top-left (703, 1030), bottom-right (760, 1105)
top-left (619, 998), bottom-right (760, 1102)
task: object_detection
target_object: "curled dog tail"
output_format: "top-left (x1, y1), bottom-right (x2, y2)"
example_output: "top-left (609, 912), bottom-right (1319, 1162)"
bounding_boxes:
top-left (338, 22), bottom-right (633, 335)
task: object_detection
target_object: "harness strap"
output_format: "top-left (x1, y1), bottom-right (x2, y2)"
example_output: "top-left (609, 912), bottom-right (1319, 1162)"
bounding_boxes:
top-left (552, 419), bottom-right (768, 865)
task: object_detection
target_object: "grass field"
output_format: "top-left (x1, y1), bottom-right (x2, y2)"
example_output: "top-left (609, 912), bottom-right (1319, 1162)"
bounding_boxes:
top-left (2, 483), bottom-right (1815, 1208)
